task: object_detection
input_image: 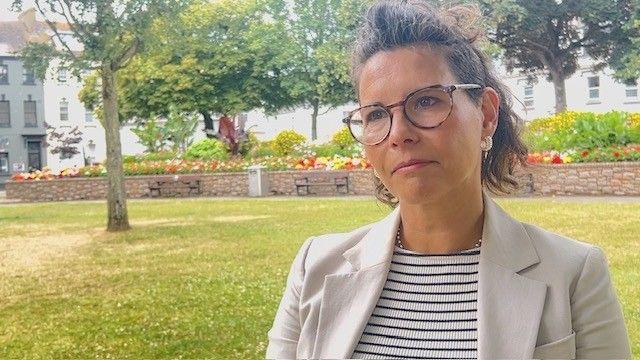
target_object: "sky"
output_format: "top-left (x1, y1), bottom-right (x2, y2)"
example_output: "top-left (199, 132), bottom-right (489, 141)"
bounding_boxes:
top-left (0, 0), bottom-right (29, 21)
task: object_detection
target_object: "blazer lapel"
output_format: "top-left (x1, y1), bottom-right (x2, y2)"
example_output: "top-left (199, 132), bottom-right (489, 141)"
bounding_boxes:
top-left (311, 190), bottom-right (547, 359)
top-left (477, 190), bottom-right (547, 359)
top-left (311, 206), bottom-right (401, 359)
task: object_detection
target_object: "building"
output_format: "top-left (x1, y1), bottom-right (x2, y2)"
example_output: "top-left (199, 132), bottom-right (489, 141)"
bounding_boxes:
top-left (0, 10), bottom-right (49, 188)
top-left (495, 53), bottom-right (639, 120)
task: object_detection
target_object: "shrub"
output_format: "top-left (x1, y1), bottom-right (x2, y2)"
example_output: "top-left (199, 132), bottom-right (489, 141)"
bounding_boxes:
top-left (523, 111), bottom-right (640, 152)
top-left (331, 127), bottom-right (356, 148)
top-left (239, 131), bottom-right (261, 158)
top-left (184, 139), bottom-right (229, 161)
top-left (271, 130), bottom-right (306, 156)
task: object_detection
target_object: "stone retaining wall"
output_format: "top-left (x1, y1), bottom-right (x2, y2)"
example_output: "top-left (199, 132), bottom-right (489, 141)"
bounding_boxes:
top-left (5, 162), bottom-right (640, 202)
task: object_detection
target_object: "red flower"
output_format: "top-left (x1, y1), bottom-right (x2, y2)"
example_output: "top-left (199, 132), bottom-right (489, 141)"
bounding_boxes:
top-left (580, 150), bottom-right (589, 157)
top-left (613, 151), bottom-right (621, 158)
top-left (551, 154), bottom-right (563, 164)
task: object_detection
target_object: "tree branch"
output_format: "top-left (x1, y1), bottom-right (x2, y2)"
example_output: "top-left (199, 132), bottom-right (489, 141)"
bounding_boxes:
top-left (33, 0), bottom-right (79, 62)
top-left (112, 37), bottom-right (140, 70)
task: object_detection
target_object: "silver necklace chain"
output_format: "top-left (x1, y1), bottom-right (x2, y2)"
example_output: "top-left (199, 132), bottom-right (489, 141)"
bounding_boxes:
top-left (395, 225), bottom-right (482, 251)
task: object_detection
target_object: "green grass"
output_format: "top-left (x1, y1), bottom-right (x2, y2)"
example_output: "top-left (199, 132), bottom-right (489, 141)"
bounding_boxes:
top-left (0, 197), bottom-right (638, 359)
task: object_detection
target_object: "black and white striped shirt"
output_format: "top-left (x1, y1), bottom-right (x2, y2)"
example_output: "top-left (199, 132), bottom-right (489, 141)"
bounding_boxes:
top-left (351, 244), bottom-right (481, 359)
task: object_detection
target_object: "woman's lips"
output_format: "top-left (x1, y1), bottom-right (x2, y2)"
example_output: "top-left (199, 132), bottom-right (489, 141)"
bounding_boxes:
top-left (393, 161), bottom-right (435, 174)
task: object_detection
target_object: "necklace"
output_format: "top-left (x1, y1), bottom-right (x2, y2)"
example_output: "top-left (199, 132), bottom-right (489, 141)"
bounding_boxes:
top-left (395, 225), bottom-right (482, 251)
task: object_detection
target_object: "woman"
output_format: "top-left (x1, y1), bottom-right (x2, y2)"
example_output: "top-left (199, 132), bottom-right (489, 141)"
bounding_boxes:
top-left (266, 1), bottom-right (632, 359)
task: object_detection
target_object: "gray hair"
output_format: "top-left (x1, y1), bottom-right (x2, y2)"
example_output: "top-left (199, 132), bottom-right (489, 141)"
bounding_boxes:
top-left (349, 0), bottom-right (529, 208)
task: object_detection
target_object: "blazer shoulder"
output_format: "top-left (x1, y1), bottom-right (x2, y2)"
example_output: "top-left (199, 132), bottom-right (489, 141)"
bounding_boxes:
top-left (519, 221), bottom-right (605, 292)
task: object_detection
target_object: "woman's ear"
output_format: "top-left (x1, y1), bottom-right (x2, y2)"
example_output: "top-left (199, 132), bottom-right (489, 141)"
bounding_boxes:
top-left (480, 87), bottom-right (500, 137)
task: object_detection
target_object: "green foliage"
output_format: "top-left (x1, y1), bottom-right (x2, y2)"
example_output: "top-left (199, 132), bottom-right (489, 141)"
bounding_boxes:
top-left (239, 132), bottom-right (261, 158)
top-left (331, 126), bottom-right (356, 148)
top-left (184, 139), bottom-right (229, 161)
top-left (271, 130), bottom-right (306, 156)
top-left (480, 0), bottom-right (636, 112)
top-left (249, 140), bottom-right (277, 158)
top-left (131, 119), bottom-right (166, 153)
top-left (163, 109), bottom-right (199, 153)
top-left (523, 111), bottom-right (640, 152)
top-left (123, 151), bottom-right (179, 164)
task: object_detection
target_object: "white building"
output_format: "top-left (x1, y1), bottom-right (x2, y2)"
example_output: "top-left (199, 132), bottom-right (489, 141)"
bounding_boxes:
top-left (496, 53), bottom-right (639, 120)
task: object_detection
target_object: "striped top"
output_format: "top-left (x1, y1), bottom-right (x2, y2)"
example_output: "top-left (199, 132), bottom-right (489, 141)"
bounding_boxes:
top-left (350, 244), bottom-right (481, 360)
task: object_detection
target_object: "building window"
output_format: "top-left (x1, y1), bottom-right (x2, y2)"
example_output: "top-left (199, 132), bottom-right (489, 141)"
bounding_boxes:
top-left (587, 76), bottom-right (600, 100)
top-left (523, 84), bottom-right (534, 108)
top-left (624, 78), bottom-right (638, 100)
top-left (60, 98), bottom-right (69, 121)
top-left (24, 100), bottom-right (37, 127)
top-left (58, 68), bottom-right (67, 82)
top-left (22, 67), bottom-right (35, 84)
top-left (0, 100), bottom-right (9, 127)
top-left (0, 64), bottom-right (8, 84)
top-left (0, 152), bottom-right (8, 174)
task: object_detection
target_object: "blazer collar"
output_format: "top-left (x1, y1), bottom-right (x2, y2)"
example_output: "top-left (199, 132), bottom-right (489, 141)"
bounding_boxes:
top-left (342, 188), bottom-right (540, 273)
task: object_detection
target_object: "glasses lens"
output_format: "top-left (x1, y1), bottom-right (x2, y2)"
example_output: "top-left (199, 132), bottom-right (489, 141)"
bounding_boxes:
top-left (349, 105), bottom-right (391, 145)
top-left (405, 88), bottom-right (452, 127)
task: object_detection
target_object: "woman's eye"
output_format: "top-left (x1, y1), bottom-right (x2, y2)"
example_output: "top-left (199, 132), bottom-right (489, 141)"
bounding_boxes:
top-left (415, 96), bottom-right (437, 109)
top-left (366, 110), bottom-right (386, 122)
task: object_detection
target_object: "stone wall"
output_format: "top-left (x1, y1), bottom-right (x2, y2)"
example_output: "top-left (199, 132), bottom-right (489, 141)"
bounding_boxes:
top-left (5, 170), bottom-right (377, 202)
top-left (5, 162), bottom-right (640, 202)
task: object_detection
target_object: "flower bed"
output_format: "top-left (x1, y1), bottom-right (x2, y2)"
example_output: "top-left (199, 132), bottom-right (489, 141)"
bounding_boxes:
top-left (527, 144), bottom-right (640, 164)
top-left (9, 155), bottom-right (372, 181)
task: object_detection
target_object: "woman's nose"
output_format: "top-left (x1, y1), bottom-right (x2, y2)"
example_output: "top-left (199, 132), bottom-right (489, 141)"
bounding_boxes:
top-left (387, 107), bottom-right (419, 146)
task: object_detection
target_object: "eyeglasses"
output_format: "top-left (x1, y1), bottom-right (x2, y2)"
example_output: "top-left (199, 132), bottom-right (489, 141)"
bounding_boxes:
top-left (342, 83), bottom-right (483, 145)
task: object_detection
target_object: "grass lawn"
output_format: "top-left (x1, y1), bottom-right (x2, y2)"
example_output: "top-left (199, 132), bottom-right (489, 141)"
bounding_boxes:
top-left (0, 196), bottom-right (638, 359)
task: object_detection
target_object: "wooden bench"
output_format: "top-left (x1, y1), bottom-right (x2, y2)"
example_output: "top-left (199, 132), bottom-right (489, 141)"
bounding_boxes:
top-left (294, 172), bottom-right (349, 196)
top-left (149, 175), bottom-right (202, 198)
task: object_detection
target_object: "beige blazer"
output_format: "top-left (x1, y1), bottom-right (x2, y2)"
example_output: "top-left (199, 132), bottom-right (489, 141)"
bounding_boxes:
top-left (266, 190), bottom-right (632, 359)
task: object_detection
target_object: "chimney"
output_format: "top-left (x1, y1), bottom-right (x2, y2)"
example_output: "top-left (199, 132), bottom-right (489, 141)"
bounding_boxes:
top-left (18, 8), bottom-right (36, 32)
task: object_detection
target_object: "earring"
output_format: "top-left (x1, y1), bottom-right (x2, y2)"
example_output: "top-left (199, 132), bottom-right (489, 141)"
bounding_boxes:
top-left (480, 135), bottom-right (493, 160)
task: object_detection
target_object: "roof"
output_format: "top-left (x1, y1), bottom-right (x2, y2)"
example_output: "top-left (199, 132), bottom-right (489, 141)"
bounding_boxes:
top-left (0, 9), bottom-right (71, 56)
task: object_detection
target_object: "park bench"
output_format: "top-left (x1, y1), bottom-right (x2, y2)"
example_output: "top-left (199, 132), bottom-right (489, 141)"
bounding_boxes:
top-left (294, 172), bottom-right (349, 196)
top-left (149, 175), bottom-right (202, 198)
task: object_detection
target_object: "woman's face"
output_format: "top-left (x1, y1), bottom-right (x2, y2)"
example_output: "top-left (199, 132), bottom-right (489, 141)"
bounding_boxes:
top-left (358, 46), bottom-right (499, 204)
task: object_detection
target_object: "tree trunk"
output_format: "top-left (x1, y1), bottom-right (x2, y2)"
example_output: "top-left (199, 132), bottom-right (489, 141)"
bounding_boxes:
top-left (311, 101), bottom-right (319, 141)
top-left (548, 65), bottom-right (567, 113)
top-left (201, 111), bottom-right (216, 138)
top-left (102, 64), bottom-right (131, 232)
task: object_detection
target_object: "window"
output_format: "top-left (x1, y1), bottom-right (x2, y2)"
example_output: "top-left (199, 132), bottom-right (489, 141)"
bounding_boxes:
top-left (523, 84), bottom-right (534, 108)
top-left (24, 100), bottom-right (37, 127)
top-left (624, 78), bottom-right (638, 100)
top-left (0, 64), bottom-right (8, 83)
top-left (0, 100), bottom-right (9, 127)
top-left (588, 76), bottom-right (600, 100)
top-left (60, 98), bottom-right (69, 121)
top-left (0, 152), bottom-right (8, 174)
top-left (22, 67), bottom-right (35, 84)
top-left (85, 108), bottom-right (94, 123)
top-left (58, 68), bottom-right (67, 82)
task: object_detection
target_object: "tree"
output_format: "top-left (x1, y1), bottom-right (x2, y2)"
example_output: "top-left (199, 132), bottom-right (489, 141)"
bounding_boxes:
top-left (276, 0), bottom-right (367, 140)
top-left (13, 0), bottom-right (189, 231)
top-left (43, 122), bottom-right (83, 160)
top-left (612, 8), bottom-right (640, 81)
top-left (131, 118), bottom-right (166, 153)
top-left (479, 0), bottom-right (637, 113)
top-left (80, 0), bottom-right (293, 136)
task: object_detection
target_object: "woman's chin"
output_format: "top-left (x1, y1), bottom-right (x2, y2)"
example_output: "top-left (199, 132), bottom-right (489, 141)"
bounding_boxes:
top-left (393, 180), bottom-right (440, 203)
